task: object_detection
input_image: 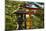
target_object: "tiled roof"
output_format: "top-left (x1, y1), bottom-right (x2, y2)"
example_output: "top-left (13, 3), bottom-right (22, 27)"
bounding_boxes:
top-left (25, 2), bottom-right (44, 8)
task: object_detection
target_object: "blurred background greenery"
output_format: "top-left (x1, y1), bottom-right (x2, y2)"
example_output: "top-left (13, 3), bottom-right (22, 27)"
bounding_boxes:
top-left (5, 0), bottom-right (44, 31)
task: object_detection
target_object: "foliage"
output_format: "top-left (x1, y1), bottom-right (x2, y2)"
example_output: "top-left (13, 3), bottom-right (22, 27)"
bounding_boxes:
top-left (5, 0), bottom-right (44, 30)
